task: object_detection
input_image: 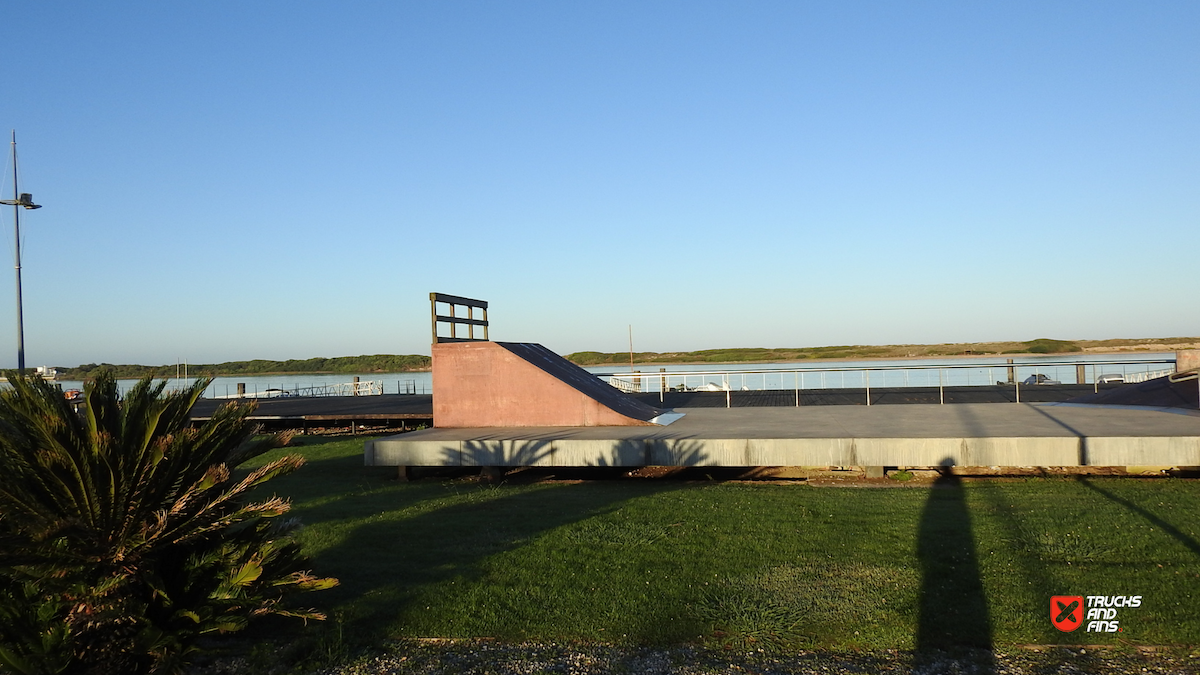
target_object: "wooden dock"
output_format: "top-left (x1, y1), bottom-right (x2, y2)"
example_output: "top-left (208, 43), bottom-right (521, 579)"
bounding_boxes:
top-left (189, 394), bottom-right (434, 432)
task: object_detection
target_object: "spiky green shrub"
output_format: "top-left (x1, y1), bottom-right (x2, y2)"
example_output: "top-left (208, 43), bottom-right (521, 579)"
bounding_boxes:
top-left (0, 373), bottom-right (336, 675)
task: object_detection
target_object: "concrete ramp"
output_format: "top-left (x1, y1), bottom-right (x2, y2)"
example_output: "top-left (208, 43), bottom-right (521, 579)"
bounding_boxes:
top-left (1068, 374), bottom-right (1199, 410)
top-left (432, 341), bottom-right (670, 427)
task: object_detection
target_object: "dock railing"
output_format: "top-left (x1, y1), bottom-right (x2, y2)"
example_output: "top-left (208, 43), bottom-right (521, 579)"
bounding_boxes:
top-left (601, 358), bottom-right (1177, 407)
top-left (208, 379), bottom-right (385, 399)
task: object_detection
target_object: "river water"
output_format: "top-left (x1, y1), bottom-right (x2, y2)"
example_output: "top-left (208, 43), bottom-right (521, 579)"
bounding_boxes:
top-left (590, 352), bottom-right (1176, 392)
top-left (46, 351), bottom-right (1175, 398)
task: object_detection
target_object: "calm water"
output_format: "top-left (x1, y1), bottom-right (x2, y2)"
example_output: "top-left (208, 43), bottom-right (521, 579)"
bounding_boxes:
top-left (46, 352), bottom-right (1175, 397)
top-left (50, 372), bottom-right (433, 398)
top-left (589, 352), bottom-right (1176, 392)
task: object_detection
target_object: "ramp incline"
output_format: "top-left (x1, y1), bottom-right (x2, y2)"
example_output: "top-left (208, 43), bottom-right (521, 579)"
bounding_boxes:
top-left (496, 342), bottom-right (666, 423)
top-left (1067, 374), bottom-right (1199, 410)
top-left (432, 341), bottom-right (669, 427)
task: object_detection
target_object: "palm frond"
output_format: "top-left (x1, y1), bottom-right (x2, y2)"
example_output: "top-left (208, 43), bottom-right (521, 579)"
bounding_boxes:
top-left (0, 370), bottom-right (336, 674)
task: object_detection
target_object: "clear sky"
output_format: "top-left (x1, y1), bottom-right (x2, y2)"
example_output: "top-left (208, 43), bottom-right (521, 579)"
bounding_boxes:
top-left (1, 1), bottom-right (1196, 367)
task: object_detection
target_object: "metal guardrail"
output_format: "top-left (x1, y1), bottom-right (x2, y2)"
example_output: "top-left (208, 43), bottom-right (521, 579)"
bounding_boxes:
top-left (602, 359), bottom-right (1177, 408)
top-left (208, 379), bottom-right (385, 399)
top-left (396, 379), bottom-right (427, 395)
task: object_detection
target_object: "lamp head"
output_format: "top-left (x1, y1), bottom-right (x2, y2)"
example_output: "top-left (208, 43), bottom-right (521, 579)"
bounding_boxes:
top-left (1, 193), bottom-right (40, 209)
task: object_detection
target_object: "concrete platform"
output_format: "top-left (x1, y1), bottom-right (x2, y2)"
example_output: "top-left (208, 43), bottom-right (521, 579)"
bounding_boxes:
top-left (364, 402), bottom-right (1200, 469)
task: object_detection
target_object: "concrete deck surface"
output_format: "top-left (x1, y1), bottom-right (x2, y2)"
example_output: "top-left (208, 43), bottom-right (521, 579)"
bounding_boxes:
top-left (364, 403), bottom-right (1200, 468)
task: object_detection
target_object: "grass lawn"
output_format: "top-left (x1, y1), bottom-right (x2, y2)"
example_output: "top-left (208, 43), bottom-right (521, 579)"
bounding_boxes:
top-left (242, 435), bottom-right (1200, 661)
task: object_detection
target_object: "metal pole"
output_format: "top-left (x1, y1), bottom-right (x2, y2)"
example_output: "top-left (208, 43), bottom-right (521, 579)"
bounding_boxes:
top-left (628, 325), bottom-right (634, 373)
top-left (939, 368), bottom-right (944, 404)
top-left (10, 133), bottom-right (24, 375)
top-left (865, 370), bottom-right (871, 406)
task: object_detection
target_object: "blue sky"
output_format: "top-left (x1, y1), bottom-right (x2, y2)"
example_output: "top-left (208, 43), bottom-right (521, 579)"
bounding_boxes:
top-left (1, 1), bottom-right (1197, 367)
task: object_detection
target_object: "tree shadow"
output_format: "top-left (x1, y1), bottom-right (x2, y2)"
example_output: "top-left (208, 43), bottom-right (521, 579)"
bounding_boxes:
top-left (916, 459), bottom-right (994, 668)
top-left (457, 438), bottom-right (556, 468)
top-left (243, 440), bottom-right (447, 527)
top-left (279, 439), bottom-right (709, 651)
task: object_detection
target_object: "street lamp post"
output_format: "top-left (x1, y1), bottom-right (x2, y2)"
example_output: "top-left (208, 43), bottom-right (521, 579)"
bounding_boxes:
top-left (0, 131), bottom-right (42, 376)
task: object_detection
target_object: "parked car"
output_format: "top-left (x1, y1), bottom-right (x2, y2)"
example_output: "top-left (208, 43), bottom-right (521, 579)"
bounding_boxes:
top-left (1022, 374), bottom-right (1061, 385)
top-left (1096, 373), bottom-right (1126, 384)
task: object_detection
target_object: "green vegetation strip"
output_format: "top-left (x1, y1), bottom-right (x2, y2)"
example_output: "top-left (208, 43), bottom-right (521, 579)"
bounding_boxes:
top-left (569, 338), bottom-right (1103, 366)
top-left (249, 437), bottom-right (1200, 660)
top-left (51, 336), bottom-right (1198, 379)
top-left (57, 354), bottom-right (431, 380)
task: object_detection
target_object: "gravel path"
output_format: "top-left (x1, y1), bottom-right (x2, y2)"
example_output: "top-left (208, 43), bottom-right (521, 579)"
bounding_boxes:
top-left (196, 642), bottom-right (1200, 675)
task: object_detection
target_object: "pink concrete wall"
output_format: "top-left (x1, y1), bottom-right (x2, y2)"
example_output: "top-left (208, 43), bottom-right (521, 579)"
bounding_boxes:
top-left (1178, 350), bottom-right (1200, 373)
top-left (433, 342), bottom-right (653, 427)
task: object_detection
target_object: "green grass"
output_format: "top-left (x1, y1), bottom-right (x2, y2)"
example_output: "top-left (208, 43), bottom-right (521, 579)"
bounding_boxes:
top-left (243, 436), bottom-right (1200, 660)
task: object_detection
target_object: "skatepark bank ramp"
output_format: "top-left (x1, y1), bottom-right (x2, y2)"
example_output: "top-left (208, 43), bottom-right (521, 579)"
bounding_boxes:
top-left (432, 341), bottom-right (675, 427)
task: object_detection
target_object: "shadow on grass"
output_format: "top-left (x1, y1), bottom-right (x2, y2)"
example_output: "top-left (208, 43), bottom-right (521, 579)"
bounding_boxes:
top-left (971, 480), bottom-right (1062, 637)
top-left (249, 437), bottom-right (708, 665)
top-left (317, 482), bottom-right (686, 644)
top-left (1076, 477), bottom-right (1200, 558)
top-left (247, 440), bottom-right (443, 528)
top-left (916, 460), bottom-right (994, 668)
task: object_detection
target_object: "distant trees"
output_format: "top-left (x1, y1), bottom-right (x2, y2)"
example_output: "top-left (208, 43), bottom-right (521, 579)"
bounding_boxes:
top-left (0, 373), bottom-right (335, 674)
top-left (566, 340), bottom-right (1089, 365)
top-left (54, 354), bottom-right (432, 380)
top-left (1019, 339), bottom-right (1082, 354)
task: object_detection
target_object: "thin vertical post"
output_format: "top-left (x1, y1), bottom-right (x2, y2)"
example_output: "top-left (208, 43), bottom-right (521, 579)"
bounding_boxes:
top-left (429, 293), bottom-right (438, 343)
top-left (794, 371), bottom-right (799, 407)
top-left (628, 325), bottom-right (634, 372)
top-left (865, 371), bottom-right (871, 406)
top-left (11, 132), bottom-right (25, 375)
top-left (939, 368), bottom-right (944, 404)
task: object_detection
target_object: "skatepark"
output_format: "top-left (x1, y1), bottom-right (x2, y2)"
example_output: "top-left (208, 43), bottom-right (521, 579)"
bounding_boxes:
top-left (364, 294), bottom-right (1200, 476)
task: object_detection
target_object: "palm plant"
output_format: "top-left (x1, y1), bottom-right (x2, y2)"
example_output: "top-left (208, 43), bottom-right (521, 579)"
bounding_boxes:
top-left (0, 372), bottom-right (336, 675)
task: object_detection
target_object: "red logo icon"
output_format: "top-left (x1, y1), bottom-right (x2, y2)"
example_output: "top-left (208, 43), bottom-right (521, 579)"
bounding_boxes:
top-left (1052, 596), bottom-right (1084, 631)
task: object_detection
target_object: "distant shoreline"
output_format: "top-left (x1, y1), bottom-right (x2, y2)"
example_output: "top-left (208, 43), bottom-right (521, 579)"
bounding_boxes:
top-left (590, 347), bottom-right (1185, 370)
top-left (37, 338), bottom-right (1197, 380)
top-left (566, 337), bottom-right (1200, 370)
